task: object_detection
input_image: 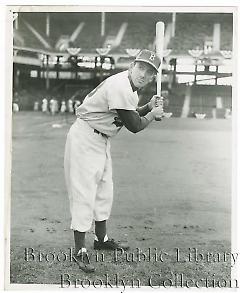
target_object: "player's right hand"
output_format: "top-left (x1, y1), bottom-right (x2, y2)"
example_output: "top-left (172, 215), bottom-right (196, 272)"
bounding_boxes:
top-left (148, 95), bottom-right (164, 110)
top-left (151, 105), bottom-right (164, 119)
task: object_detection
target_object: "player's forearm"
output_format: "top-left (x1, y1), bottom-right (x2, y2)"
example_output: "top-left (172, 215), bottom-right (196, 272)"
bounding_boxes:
top-left (117, 109), bottom-right (155, 133)
top-left (135, 112), bottom-right (155, 132)
top-left (136, 103), bottom-right (151, 116)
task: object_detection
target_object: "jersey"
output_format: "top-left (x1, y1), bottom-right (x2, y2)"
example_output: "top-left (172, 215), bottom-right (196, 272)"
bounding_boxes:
top-left (76, 70), bottom-right (139, 137)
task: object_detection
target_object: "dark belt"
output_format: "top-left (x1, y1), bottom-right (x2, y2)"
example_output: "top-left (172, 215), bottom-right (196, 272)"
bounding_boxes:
top-left (94, 129), bottom-right (108, 139)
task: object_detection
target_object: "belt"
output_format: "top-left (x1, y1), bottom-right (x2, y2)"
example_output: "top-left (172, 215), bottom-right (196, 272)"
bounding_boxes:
top-left (94, 129), bottom-right (108, 139)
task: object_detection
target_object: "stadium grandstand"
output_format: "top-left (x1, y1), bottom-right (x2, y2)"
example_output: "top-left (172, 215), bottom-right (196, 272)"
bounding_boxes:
top-left (12, 11), bottom-right (233, 117)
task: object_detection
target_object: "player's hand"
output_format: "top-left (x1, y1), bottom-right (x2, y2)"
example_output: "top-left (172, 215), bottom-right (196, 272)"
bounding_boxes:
top-left (148, 95), bottom-right (164, 110)
top-left (150, 105), bottom-right (164, 119)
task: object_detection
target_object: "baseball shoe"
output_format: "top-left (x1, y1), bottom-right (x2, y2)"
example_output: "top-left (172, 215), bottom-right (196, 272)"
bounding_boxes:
top-left (74, 249), bottom-right (95, 273)
top-left (94, 238), bottom-right (129, 251)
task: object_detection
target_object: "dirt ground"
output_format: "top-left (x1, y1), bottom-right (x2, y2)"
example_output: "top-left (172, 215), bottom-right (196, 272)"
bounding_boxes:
top-left (9, 112), bottom-right (232, 289)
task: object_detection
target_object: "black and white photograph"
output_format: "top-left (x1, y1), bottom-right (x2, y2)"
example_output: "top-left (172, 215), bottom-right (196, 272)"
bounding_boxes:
top-left (3, 2), bottom-right (239, 290)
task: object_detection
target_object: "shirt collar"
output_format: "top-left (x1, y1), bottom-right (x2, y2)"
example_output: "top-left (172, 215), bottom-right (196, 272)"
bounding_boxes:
top-left (128, 71), bottom-right (138, 92)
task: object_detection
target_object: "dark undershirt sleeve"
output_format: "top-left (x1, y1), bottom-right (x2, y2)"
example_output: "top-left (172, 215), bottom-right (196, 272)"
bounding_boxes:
top-left (116, 109), bottom-right (154, 133)
top-left (136, 103), bottom-right (151, 116)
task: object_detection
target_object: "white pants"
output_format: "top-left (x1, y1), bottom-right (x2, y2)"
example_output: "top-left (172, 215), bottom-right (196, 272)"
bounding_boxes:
top-left (64, 119), bottom-right (113, 232)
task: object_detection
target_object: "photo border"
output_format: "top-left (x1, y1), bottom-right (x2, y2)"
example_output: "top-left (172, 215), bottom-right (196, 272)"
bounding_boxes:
top-left (1, 2), bottom-right (239, 292)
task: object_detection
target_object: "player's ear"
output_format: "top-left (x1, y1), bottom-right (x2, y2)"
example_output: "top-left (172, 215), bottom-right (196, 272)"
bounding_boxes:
top-left (149, 73), bottom-right (156, 83)
top-left (129, 62), bottom-right (134, 74)
top-left (129, 62), bottom-right (135, 70)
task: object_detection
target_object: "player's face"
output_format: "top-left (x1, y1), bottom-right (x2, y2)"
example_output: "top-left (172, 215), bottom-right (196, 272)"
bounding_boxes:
top-left (130, 61), bottom-right (156, 88)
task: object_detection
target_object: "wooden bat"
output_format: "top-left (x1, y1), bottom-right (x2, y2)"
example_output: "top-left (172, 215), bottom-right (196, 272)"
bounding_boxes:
top-left (155, 21), bottom-right (165, 121)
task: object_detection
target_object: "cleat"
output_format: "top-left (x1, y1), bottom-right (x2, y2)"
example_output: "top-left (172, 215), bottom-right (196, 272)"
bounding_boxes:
top-left (94, 238), bottom-right (129, 251)
top-left (74, 250), bottom-right (95, 273)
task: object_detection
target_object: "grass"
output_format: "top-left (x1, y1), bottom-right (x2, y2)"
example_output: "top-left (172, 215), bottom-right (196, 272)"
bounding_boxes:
top-left (9, 112), bottom-right (232, 288)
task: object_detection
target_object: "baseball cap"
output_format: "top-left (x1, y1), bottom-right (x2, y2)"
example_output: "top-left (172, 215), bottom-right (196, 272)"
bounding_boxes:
top-left (135, 49), bottom-right (161, 72)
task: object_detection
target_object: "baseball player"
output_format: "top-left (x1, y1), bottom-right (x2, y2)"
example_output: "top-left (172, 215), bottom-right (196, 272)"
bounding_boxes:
top-left (12, 102), bottom-right (19, 112)
top-left (41, 98), bottom-right (48, 113)
top-left (33, 101), bottom-right (39, 111)
top-left (60, 100), bottom-right (67, 114)
top-left (67, 98), bottom-right (74, 113)
top-left (64, 50), bottom-right (164, 273)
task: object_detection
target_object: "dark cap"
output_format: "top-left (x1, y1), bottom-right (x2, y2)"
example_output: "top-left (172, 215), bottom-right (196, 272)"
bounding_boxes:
top-left (135, 49), bottom-right (161, 72)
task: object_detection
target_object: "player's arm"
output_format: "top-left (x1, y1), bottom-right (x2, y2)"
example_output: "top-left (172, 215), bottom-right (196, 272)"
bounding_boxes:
top-left (136, 104), bottom-right (151, 116)
top-left (116, 107), bottom-right (163, 133)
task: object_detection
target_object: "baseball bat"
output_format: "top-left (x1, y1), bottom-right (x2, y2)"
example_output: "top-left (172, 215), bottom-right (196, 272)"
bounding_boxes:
top-left (155, 21), bottom-right (165, 121)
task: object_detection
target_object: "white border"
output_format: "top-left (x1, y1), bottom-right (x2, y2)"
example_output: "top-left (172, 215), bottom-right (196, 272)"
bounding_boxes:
top-left (4, 5), bottom-right (237, 13)
top-left (1, 1), bottom-right (239, 293)
top-left (0, 0), bottom-right (240, 6)
top-left (4, 6), bottom-right (14, 292)
top-left (0, 6), bottom-right (6, 293)
top-left (231, 4), bottom-right (239, 285)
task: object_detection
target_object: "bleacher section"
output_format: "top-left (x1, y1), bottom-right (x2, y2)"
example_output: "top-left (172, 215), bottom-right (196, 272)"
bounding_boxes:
top-left (119, 20), bottom-right (154, 52)
top-left (47, 13), bottom-right (81, 48)
top-left (18, 13), bottom-right (46, 38)
top-left (220, 23), bottom-right (233, 50)
top-left (102, 13), bottom-right (124, 48)
top-left (168, 13), bottom-right (233, 54)
top-left (16, 14), bottom-right (46, 49)
top-left (74, 23), bottom-right (104, 53)
top-left (15, 12), bottom-right (233, 55)
top-left (18, 13), bottom-right (90, 50)
top-left (116, 13), bottom-right (171, 53)
top-left (169, 22), bottom-right (212, 54)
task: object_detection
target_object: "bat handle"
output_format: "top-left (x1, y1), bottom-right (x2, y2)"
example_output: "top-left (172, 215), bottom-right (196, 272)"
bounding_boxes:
top-left (155, 96), bottom-right (164, 121)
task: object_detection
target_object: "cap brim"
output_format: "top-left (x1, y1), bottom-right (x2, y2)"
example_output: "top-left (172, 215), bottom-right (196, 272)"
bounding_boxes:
top-left (135, 59), bottom-right (159, 72)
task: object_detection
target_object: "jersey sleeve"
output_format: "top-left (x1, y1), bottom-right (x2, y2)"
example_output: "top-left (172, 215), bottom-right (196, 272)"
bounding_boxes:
top-left (106, 78), bottom-right (138, 111)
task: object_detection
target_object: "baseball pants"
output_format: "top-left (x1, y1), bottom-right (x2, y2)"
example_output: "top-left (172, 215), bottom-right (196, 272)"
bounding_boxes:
top-left (64, 119), bottom-right (113, 232)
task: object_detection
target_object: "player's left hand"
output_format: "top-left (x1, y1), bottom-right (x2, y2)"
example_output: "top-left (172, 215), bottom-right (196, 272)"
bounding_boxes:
top-left (148, 95), bottom-right (164, 110)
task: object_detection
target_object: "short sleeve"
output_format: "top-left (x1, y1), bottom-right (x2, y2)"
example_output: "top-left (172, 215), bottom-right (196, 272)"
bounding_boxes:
top-left (106, 77), bottom-right (138, 111)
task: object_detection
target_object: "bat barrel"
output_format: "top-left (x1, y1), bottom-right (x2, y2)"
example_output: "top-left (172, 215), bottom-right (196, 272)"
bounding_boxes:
top-left (155, 22), bottom-right (165, 121)
top-left (156, 21), bottom-right (165, 96)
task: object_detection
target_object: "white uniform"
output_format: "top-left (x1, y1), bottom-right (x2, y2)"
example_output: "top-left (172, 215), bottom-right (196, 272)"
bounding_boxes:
top-left (42, 98), bottom-right (48, 112)
top-left (67, 99), bottom-right (74, 113)
top-left (50, 99), bottom-right (58, 114)
top-left (64, 70), bottom-right (139, 232)
top-left (60, 101), bottom-right (67, 113)
top-left (33, 101), bottom-right (39, 111)
top-left (13, 103), bottom-right (19, 112)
